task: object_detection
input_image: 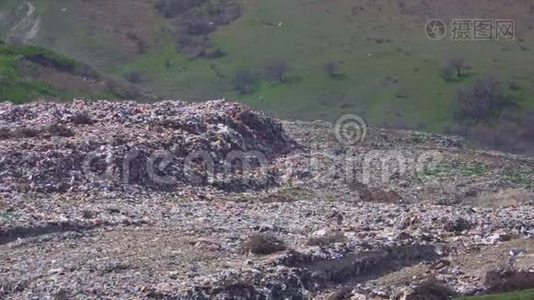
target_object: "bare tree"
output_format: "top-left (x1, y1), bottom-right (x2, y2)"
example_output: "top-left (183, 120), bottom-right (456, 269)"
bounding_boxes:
top-left (457, 76), bottom-right (504, 120)
top-left (440, 63), bottom-right (456, 81)
top-left (445, 57), bottom-right (470, 78)
top-left (261, 60), bottom-right (289, 83)
top-left (324, 61), bottom-right (342, 78)
top-left (123, 70), bottom-right (144, 84)
top-left (234, 69), bottom-right (256, 94)
top-left (155, 0), bottom-right (203, 18)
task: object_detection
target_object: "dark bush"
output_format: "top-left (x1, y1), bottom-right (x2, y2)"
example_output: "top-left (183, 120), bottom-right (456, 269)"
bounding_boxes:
top-left (176, 35), bottom-right (210, 57)
top-left (440, 63), bottom-right (456, 81)
top-left (71, 112), bottom-right (95, 125)
top-left (208, 2), bottom-right (241, 25)
top-left (184, 19), bottom-right (215, 36)
top-left (136, 39), bottom-right (148, 55)
top-left (122, 70), bottom-right (145, 84)
top-left (324, 62), bottom-right (343, 79)
top-left (441, 57), bottom-right (470, 81)
top-left (261, 60), bottom-right (289, 83)
top-left (154, 0), bottom-right (205, 18)
top-left (241, 233), bottom-right (286, 255)
top-left (234, 69), bottom-right (257, 94)
top-left (457, 76), bottom-right (505, 120)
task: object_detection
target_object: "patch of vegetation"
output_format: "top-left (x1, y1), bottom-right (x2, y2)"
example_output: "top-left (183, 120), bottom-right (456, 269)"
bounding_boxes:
top-left (241, 233), bottom-right (286, 255)
top-left (420, 162), bottom-right (487, 178)
top-left (0, 43), bottom-right (77, 72)
top-left (455, 289), bottom-right (534, 300)
top-left (456, 76), bottom-right (510, 122)
top-left (0, 41), bottom-right (121, 102)
top-left (234, 69), bottom-right (258, 95)
top-left (2, 0), bottom-right (534, 149)
top-left (410, 132), bottom-right (432, 143)
top-left (501, 169), bottom-right (533, 188)
top-left (323, 61), bottom-right (345, 80)
top-left (70, 112), bottom-right (95, 125)
top-left (440, 57), bottom-right (471, 82)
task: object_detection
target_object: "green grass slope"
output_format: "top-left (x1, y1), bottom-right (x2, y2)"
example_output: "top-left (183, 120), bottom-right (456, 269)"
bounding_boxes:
top-left (1, 0), bottom-right (533, 132)
top-left (456, 289), bottom-right (534, 300)
top-left (0, 41), bottom-right (83, 102)
top-left (0, 40), bottom-right (150, 103)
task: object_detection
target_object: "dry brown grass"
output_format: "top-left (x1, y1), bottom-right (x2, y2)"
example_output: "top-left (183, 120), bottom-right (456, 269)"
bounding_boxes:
top-left (241, 233), bottom-right (286, 255)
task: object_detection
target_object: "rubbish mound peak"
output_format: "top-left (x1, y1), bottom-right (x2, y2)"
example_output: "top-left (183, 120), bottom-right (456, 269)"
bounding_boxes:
top-left (0, 100), bottom-right (298, 194)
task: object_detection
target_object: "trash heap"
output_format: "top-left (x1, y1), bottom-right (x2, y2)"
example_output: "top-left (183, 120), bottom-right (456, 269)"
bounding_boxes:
top-left (0, 100), bottom-right (298, 193)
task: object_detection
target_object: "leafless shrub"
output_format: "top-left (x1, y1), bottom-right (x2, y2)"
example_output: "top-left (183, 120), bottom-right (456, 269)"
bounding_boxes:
top-left (440, 63), bottom-right (456, 81)
top-left (207, 2), bottom-right (241, 24)
top-left (509, 80), bottom-right (521, 91)
top-left (184, 19), bottom-right (215, 35)
top-left (241, 233), bottom-right (286, 255)
top-left (136, 39), bottom-right (148, 55)
top-left (441, 57), bottom-right (470, 81)
top-left (71, 112), bottom-right (94, 125)
top-left (324, 62), bottom-right (343, 79)
top-left (176, 35), bottom-right (210, 58)
top-left (154, 0), bottom-right (204, 18)
top-left (204, 47), bottom-right (225, 58)
top-left (457, 76), bottom-right (505, 120)
top-left (260, 60), bottom-right (289, 83)
top-left (466, 111), bottom-right (534, 155)
top-left (234, 69), bottom-right (257, 94)
top-left (123, 70), bottom-right (145, 84)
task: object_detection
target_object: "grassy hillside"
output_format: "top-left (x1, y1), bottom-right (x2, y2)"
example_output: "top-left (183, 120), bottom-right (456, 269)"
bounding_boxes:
top-left (456, 289), bottom-right (534, 300)
top-left (0, 41), bottom-right (106, 102)
top-left (0, 40), bottom-right (150, 103)
top-left (0, 0), bottom-right (533, 132)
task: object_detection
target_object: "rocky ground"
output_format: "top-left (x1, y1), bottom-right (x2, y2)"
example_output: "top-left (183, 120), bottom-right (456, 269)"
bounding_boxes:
top-left (0, 100), bottom-right (533, 299)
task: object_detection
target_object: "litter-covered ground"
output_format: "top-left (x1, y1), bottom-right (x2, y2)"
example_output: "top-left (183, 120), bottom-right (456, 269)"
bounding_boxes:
top-left (0, 100), bottom-right (533, 299)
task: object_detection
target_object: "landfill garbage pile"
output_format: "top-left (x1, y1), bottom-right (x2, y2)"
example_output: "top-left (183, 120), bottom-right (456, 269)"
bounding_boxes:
top-left (0, 100), bottom-right (533, 299)
top-left (0, 100), bottom-right (297, 194)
